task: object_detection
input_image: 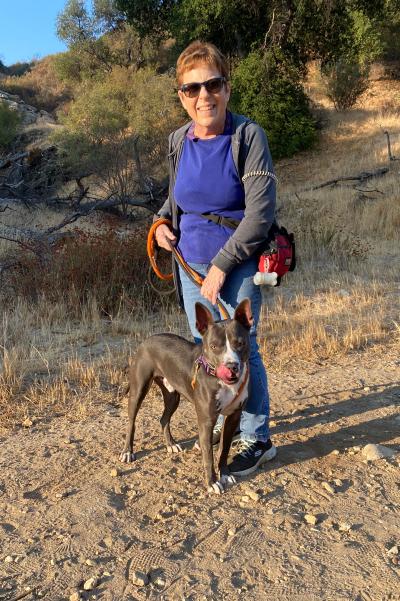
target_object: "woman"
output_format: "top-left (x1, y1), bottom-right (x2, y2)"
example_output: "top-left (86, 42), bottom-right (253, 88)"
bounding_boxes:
top-left (154, 41), bottom-right (277, 476)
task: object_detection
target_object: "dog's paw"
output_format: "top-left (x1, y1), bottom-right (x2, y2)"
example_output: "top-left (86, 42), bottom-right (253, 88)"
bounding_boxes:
top-left (167, 443), bottom-right (183, 454)
top-left (119, 451), bottom-right (135, 463)
top-left (193, 440), bottom-right (201, 452)
top-left (220, 473), bottom-right (236, 486)
top-left (208, 481), bottom-right (225, 495)
top-left (208, 474), bottom-right (236, 495)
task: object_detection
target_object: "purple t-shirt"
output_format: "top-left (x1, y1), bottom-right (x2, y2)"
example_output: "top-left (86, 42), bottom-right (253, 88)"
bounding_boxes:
top-left (174, 118), bottom-right (245, 264)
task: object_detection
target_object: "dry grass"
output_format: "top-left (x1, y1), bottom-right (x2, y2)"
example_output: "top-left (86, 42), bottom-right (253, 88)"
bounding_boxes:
top-left (0, 62), bottom-right (399, 429)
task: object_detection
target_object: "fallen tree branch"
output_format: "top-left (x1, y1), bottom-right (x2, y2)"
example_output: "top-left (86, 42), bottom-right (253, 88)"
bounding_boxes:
top-left (0, 151), bottom-right (28, 170)
top-left (304, 167), bottom-right (389, 191)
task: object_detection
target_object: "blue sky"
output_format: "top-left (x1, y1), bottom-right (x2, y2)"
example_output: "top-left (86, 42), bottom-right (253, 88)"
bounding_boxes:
top-left (1, 0), bottom-right (70, 65)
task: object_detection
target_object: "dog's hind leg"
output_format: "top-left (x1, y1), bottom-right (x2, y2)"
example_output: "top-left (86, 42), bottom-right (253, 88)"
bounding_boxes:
top-left (119, 358), bottom-right (153, 463)
top-left (154, 377), bottom-right (182, 453)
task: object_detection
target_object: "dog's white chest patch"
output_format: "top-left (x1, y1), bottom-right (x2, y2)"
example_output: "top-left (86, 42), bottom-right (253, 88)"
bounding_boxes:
top-left (215, 365), bottom-right (249, 416)
top-left (163, 378), bottom-right (175, 393)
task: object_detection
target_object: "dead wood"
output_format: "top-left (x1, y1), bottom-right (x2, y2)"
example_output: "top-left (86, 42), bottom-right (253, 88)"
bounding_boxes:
top-left (0, 152), bottom-right (28, 170)
top-left (304, 167), bottom-right (389, 191)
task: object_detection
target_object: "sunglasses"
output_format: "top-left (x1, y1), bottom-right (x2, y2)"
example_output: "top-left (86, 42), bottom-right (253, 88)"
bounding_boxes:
top-left (179, 76), bottom-right (227, 98)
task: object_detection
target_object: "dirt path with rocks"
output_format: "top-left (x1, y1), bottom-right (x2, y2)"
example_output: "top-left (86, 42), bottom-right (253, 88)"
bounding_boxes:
top-left (0, 344), bottom-right (399, 601)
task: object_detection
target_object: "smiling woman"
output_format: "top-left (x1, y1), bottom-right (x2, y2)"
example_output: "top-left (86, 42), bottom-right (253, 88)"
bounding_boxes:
top-left (153, 40), bottom-right (278, 477)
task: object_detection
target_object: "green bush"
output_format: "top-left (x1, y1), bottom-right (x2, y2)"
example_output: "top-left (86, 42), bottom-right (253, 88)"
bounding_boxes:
top-left (231, 50), bottom-right (316, 159)
top-left (0, 102), bottom-right (21, 150)
top-left (323, 59), bottom-right (369, 110)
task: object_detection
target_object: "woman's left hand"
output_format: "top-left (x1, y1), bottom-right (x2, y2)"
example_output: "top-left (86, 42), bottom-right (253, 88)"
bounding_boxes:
top-left (201, 265), bottom-right (226, 305)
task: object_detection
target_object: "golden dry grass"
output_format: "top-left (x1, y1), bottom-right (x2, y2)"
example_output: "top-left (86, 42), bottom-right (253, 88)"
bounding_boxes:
top-left (0, 62), bottom-right (399, 429)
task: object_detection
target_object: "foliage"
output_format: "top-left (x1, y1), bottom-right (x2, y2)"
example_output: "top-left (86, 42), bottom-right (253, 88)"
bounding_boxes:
top-left (7, 226), bottom-right (170, 314)
top-left (322, 59), bottom-right (370, 110)
top-left (115, 0), bottom-right (176, 39)
top-left (231, 51), bottom-right (316, 159)
top-left (1, 57), bottom-right (71, 113)
top-left (0, 102), bottom-right (21, 150)
top-left (53, 66), bottom-right (182, 209)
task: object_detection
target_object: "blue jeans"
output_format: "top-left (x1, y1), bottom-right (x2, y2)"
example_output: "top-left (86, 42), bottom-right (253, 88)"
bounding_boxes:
top-left (178, 257), bottom-right (270, 442)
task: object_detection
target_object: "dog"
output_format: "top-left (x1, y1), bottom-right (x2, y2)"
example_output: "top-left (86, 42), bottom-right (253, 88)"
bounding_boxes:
top-left (119, 298), bottom-right (253, 493)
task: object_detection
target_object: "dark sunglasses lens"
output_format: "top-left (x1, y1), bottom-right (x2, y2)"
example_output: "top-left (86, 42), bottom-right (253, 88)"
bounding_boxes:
top-left (183, 83), bottom-right (202, 97)
top-left (205, 78), bottom-right (224, 94)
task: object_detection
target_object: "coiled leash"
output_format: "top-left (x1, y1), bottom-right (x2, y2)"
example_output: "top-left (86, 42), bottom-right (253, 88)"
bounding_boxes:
top-left (147, 218), bottom-right (230, 320)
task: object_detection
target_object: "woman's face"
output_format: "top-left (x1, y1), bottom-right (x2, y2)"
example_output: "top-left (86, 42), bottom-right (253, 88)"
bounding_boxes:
top-left (178, 63), bottom-right (230, 138)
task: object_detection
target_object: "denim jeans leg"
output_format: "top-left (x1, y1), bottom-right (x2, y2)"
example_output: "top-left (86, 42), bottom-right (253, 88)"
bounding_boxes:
top-left (178, 258), bottom-right (270, 442)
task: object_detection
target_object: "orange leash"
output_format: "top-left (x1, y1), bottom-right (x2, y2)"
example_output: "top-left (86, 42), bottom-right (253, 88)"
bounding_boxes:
top-left (147, 218), bottom-right (230, 319)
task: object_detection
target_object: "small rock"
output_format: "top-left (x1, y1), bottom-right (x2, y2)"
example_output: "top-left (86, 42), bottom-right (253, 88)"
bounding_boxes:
top-left (304, 514), bottom-right (318, 525)
top-left (241, 495), bottom-right (250, 503)
top-left (245, 490), bottom-right (260, 502)
top-left (132, 570), bottom-right (149, 586)
top-left (333, 478), bottom-right (343, 486)
top-left (4, 555), bottom-right (13, 563)
top-left (321, 481), bottom-right (335, 494)
top-left (363, 386), bottom-right (370, 392)
top-left (83, 577), bottom-right (98, 590)
top-left (331, 450), bottom-right (340, 456)
top-left (55, 491), bottom-right (69, 499)
top-left (338, 522), bottom-right (352, 532)
top-left (103, 536), bottom-right (113, 549)
top-left (110, 468), bottom-right (119, 478)
top-left (361, 444), bottom-right (396, 461)
top-left (69, 593), bottom-right (81, 601)
top-left (338, 289), bottom-right (350, 297)
top-left (227, 527), bottom-right (236, 537)
top-left (85, 559), bottom-right (95, 566)
top-left (22, 417), bottom-right (33, 428)
top-left (387, 545), bottom-right (399, 556)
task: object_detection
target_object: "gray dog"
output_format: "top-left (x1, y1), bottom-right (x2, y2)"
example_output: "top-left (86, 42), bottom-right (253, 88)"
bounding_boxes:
top-left (120, 298), bottom-right (253, 493)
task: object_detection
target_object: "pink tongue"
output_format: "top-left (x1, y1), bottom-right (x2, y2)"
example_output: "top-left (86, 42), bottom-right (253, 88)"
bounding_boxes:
top-left (216, 365), bottom-right (235, 382)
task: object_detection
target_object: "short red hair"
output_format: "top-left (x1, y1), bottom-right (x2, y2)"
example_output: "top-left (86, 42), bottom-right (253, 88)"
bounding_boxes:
top-left (176, 41), bottom-right (229, 85)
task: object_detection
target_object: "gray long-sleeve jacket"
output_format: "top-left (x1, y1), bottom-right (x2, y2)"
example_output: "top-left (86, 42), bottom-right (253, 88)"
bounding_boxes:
top-left (157, 111), bottom-right (277, 275)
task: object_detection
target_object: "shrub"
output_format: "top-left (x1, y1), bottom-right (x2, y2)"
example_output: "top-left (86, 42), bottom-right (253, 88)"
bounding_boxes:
top-left (0, 101), bottom-right (21, 150)
top-left (231, 50), bottom-right (316, 159)
top-left (6, 225), bottom-right (175, 315)
top-left (1, 56), bottom-right (71, 113)
top-left (322, 58), bottom-right (369, 110)
top-left (53, 66), bottom-right (182, 207)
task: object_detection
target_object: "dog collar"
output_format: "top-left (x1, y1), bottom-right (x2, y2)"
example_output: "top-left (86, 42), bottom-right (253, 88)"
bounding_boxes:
top-left (196, 355), bottom-right (216, 376)
top-left (191, 355), bottom-right (216, 389)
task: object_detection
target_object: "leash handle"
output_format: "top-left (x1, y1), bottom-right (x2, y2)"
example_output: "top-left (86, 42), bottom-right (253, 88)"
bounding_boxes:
top-left (148, 218), bottom-right (230, 320)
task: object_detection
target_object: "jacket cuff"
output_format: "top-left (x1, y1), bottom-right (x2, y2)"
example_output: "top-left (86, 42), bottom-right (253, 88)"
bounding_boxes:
top-left (211, 251), bottom-right (237, 274)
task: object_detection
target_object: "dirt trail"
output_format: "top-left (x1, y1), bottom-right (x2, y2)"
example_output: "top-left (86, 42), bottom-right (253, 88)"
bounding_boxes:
top-left (0, 344), bottom-right (399, 601)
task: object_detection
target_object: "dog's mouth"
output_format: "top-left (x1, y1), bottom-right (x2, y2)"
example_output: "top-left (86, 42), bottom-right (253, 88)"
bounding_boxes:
top-left (216, 364), bottom-right (240, 384)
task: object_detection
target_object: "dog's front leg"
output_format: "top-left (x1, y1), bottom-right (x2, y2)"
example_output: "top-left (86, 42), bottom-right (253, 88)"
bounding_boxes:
top-left (196, 417), bottom-right (220, 493)
top-left (217, 409), bottom-right (241, 489)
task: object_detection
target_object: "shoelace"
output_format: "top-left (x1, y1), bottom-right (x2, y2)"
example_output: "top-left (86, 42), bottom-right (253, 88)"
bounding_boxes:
top-left (235, 439), bottom-right (256, 456)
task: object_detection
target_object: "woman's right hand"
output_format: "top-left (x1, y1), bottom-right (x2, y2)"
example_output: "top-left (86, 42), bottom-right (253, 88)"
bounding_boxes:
top-left (155, 223), bottom-right (177, 251)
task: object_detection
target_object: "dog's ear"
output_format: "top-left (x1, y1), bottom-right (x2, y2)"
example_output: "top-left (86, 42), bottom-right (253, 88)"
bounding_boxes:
top-left (234, 298), bottom-right (254, 330)
top-left (195, 303), bottom-right (214, 336)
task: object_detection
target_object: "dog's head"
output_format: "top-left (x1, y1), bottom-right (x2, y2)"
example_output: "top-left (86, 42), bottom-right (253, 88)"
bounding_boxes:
top-left (195, 298), bottom-right (253, 385)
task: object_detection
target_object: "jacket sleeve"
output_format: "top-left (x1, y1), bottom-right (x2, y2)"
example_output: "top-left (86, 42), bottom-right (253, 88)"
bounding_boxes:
top-left (154, 132), bottom-right (174, 223)
top-left (211, 123), bottom-right (276, 274)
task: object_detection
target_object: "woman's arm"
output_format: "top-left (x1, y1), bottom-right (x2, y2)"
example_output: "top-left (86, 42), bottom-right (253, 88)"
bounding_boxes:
top-left (211, 123), bottom-right (277, 275)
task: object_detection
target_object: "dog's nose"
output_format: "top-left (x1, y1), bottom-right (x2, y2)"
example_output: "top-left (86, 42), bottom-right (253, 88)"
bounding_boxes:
top-left (225, 362), bottom-right (239, 373)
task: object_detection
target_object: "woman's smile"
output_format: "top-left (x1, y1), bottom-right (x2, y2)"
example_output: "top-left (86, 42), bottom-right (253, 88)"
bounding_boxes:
top-left (178, 65), bottom-right (230, 138)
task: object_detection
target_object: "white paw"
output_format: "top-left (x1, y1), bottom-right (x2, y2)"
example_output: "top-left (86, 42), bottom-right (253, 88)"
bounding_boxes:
top-left (193, 441), bottom-right (201, 451)
top-left (208, 481), bottom-right (225, 495)
top-left (220, 474), bottom-right (236, 486)
top-left (119, 451), bottom-right (135, 463)
top-left (167, 443), bottom-right (183, 454)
